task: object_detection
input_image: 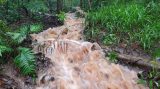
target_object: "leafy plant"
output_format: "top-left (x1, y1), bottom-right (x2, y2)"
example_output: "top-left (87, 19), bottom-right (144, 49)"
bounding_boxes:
top-left (56, 11), bottom-right (66, 22)
top-left (0, 21), bottom-right (43, 76)
top-left (108, 51), bottom-right (118, 63)
top-left (138, 64), bottom-right (160, 89)
top-left (29, 23), bottom-right (43, 33)
top-left (14, 47), bottom-right (35, 75)
top-left (0, 0), bottom-right (6, 4)
top-left (0, 0), bottom-right (22, 23)
top-left (7, 29), bottom-right (28, 44)
top-left (0, 45), bottom-right (11, 57)
top-left (25, 0), bottom-right (49, 13)
top-left (7, 23), bottom-right (43, 44)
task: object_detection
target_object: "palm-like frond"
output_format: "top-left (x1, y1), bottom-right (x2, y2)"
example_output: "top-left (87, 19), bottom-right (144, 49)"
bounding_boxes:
top-left (14, 47), bottom-right (35, 75)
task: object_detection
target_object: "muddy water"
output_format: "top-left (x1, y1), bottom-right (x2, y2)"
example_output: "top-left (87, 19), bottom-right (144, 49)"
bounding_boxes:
top-left (31, 13), bottom-right (148, 89)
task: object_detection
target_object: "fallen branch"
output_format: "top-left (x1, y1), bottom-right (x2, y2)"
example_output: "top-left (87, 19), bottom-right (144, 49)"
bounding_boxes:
top-left (103, 49), bottom-right (160, 70)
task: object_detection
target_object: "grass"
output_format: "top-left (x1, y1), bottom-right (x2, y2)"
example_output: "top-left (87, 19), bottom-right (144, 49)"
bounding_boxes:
top-left (84, 1), bottom-right (160, 88)
top-left (138, 61), bottom-right (160, 88)
top-left (85, 1), bottom-right (160, 52)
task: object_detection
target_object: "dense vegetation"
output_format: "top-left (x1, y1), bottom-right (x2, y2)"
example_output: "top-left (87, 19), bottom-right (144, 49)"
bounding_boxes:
top-left (0, 20), bottom-right (42, 76)
top-left (0, 0), bottom-right (160, 88)
top-left (85, 0), bottom-right (160, 55)
top-left (84, 0), bottom-right (160, 88)
top-left (0, 0), bottom-right (77, 76)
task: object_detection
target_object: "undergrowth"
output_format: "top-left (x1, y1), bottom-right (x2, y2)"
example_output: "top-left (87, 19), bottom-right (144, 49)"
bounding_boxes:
top-left (0, 21), bottom-right (43, 76)
top-left (84, 1), bottom-right (160, 88)
top-left (138, 61), bottom-right (160, 88)
top-left (0, 0), bottom-right (75, 77)
top-left (56, 11), bottom-right (66, 22)
top-left (85, 1), bottom-right (160, 52)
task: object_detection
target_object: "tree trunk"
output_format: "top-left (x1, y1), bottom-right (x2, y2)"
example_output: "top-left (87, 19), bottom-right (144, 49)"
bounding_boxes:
top-left (57, 0), bottom-right (63, 14)
top-left (80, 0), bottom-right (83, 8)
top-left (88, 0), bottom-right (92, 10)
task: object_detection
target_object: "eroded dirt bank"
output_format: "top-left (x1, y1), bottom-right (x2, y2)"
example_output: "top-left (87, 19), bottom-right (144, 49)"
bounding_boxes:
top-left (31, 13), bottom-right (148, 89)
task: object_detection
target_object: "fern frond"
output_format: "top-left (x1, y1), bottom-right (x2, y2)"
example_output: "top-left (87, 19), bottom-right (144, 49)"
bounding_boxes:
top-left (0, 0), bottom-right (7, 4)
top-left (0, 20), bottom-right (10, 38)
top-left (0, 20), bottom-right (10, 32)
top-left (7, 25), bottom-right (28, 43)
top-left (25, 0), bottom-right (48, 13)
top-left (14, 47), bottom-right (35, 75)
top-left (29, 23), bottom-right (43, 33)
top-left (7, 23), bottom-right (43, 43)
top-left (56, 11), bottom-right (66, 21)
top-left (7, 32), bottom-right (27, 44)
top-left (0, 45), bottom-right (11, 56)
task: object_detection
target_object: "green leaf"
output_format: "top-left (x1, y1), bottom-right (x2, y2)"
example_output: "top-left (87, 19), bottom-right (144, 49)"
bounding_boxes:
top-left (7, 25), bottom-right (28, 43)
top-left (29, 23), bottom-right (43, 33)
top-left (0, 45), bottom-right (11, 56)
top-left (7, 32), bottom-right (27, 44)
top-left (108, 51), bottom-right (118, 63)
top-left (152, 48), bottom-right (160, 61)
top-left (137, 79), bottom-right (146, 85)
top-left (7, 23), bottom-right (43, 43)
top-left (0, 0), bottom-right (7, 4)
top-left (0, 20), bottom-right (10, 33)
top-left (14, 47), bottom-right (35, 75)
top-left (56, 11), bottom-right (66, 22)
top-left (25, 0), bottom-right (48, 13)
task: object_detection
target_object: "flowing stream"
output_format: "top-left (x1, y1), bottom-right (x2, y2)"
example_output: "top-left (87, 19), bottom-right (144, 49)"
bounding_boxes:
top-left (31, 13), bottom-right (148, 89)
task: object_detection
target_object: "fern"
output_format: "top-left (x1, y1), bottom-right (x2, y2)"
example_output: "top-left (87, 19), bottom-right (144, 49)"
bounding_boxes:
top-left (14, 47), bottom-right (35, 75)
top-left (2, 23), bottom-right (39, 76)
top-left (25, 0), bottom-right (48, 13)
top-left (56, 11), bottom-right (66, 22)
top-left (29, 23), bottom-right (43, 33)
top-left (0, 21), bottom-right (12, 56)
top-left (9, 23), bottom-right (42, 76)
top-left (0, 20), bottom-right (10, 38)
top-left (7, 24), bottom-right (28, 43)
top-left (0, 0), bottom-right (7, 4)
top-left (7, 29), bottom-right (28, 44)
top-left (0, 45), bottom-right (11, 56)
top-left (7, 23), bottom-right (43, 43)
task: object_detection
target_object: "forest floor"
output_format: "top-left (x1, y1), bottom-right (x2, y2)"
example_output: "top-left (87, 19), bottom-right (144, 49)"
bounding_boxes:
top-left (0, 12), bottom-right (150, 89)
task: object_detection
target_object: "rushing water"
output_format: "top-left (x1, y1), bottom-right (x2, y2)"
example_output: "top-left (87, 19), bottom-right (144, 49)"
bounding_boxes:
top-left (31, 13), bottom-right (148, 89)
